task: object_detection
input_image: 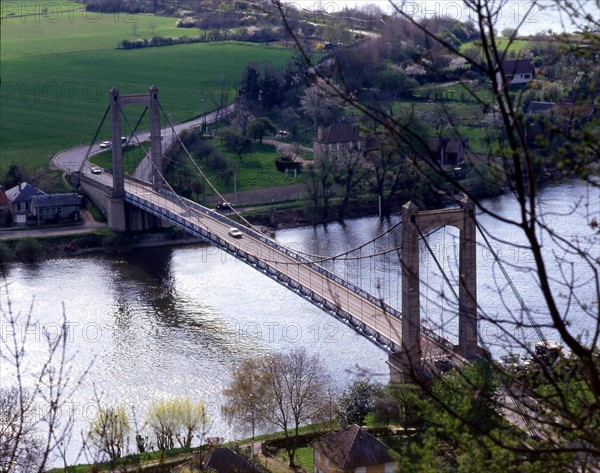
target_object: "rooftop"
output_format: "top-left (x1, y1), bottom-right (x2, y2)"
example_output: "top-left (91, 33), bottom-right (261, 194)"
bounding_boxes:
top-left (312, 424), bottom-right (395, 470)
top-left (316, 124), bottom-right (360, 144)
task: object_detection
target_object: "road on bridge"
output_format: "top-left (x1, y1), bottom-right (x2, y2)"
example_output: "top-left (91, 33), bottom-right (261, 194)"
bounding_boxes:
top-left (123, 177), bottom-right (454, 360)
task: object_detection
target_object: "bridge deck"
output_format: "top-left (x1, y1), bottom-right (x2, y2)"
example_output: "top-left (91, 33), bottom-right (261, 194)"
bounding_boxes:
top-left (113, 176), bottom-right (456, 356)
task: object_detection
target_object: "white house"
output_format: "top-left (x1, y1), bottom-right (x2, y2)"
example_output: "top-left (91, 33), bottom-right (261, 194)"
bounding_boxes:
top-left (496, 59), bottom-right (535, 87)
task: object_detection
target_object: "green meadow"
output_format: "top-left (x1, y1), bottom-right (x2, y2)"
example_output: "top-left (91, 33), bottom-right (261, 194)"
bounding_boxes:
top-left (1, 2), bottom-right (293, 170)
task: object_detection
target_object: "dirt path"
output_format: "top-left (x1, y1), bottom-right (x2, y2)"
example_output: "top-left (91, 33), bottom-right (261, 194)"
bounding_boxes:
top-left (263, 138), bottom-right (313, 164)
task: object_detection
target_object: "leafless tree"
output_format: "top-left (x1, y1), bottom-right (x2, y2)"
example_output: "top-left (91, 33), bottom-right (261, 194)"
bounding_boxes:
top-left (87, 405), bottom-right (130, 462)
top-left (262, 348), bottom-right (331, 467)
top-left (0, 286), bottom-right (89, 473)
top-left (305, 148), bottom-right (336, 220)
top-left (336, 146), bottom-right (367, 220)
top-left (221, 358), bottom-right (270, 441)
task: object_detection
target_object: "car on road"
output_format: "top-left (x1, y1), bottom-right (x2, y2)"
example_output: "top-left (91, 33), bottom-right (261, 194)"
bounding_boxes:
top-left (216, 202), bottom-right (234, 211)
top-left (91, 167), bottom-right (102, 174)
top-left (228, 227), bottom-right (243, 238)
top-left (121, 136), bottom-right (128, 145)
top-left (100, 141), bottom-right (111, 148)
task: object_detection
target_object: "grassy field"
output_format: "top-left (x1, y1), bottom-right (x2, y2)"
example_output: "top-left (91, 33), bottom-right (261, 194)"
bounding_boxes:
top-left (460, 38), bottom-right (532, 53)
top-left (176, 139), bottom-right (305, 196)
top-left (1, 2), bottom-right (293, 170)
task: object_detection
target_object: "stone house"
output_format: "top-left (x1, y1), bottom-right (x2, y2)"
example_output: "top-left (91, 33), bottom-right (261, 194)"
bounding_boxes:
top-left (313, 124), bottom-right (362, 160)
top-left (311, 424), bottom-right (397, 473)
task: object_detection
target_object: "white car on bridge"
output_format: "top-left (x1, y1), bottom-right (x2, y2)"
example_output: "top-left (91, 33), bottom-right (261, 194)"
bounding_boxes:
top-left (228, 227), bottom-right (243, 239)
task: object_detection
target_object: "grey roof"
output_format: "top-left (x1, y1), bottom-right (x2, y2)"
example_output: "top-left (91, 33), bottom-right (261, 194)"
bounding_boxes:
top-left (312, 425), bottom-right (395, 470)
top-left (6, 182), bottom-right (46, 204)
top-left (31, 193), bottom-right (82, 208)
top-left (501, 59), bottom-right (534, 76)
top-left (428, 137), bottom-right (466, 153)
top-left (317, 125), bottom-right (360, 144)
top-left (204, 447), bottom-right (262, 473)
top-left (526, 101), bottom-right (555, 114)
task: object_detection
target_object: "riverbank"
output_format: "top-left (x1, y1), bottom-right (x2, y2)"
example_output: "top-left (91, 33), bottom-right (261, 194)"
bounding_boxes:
top-left (0, 193), bottom-right (392, 262)
top-left (0, 227), bottom-right (202, 263)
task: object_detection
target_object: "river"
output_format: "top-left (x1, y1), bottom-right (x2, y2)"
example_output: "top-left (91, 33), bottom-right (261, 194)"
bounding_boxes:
top-left (1, 180), bottom-right (598, 465)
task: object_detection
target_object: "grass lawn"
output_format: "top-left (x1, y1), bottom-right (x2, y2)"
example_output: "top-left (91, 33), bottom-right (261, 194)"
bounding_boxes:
top-left (1, 2), bottom-right (294, 170)
top-left (198, 140), bottom-right (306, 195)
top-left (89, 142), bottom-right (148, 174)
top-left (460, 38), bottom-right (532, 54)
top-left (294, 446), bottom-right (314, 472)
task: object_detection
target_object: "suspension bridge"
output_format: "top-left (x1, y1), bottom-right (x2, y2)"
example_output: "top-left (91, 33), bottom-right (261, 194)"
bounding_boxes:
top-left (75, 86), bottom-right (485, 382)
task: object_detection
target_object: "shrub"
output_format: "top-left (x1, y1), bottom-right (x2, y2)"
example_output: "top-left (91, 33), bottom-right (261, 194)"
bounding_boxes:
top-left (0, 241), bottom-right (14, 264)
top-left (175, 16), bottom-right (196, 28)
top-left (102, 233), bottom-right (131, 254)
top-left (275, 156), bottom-right (303, 172)
top-left (15, 238), bottom-right (42, 263)
top-left (206, 150), bottom-right (231, 172)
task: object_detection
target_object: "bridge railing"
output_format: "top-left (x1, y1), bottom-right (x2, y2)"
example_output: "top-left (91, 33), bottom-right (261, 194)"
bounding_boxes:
top-left (154, 189), bottom-right (454, 351)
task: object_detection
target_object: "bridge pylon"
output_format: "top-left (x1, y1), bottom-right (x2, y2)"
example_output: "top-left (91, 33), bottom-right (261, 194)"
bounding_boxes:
top-left (106, 86), bottom-right (164, 231)
top-left (391, 196), bottom-right (479, 384)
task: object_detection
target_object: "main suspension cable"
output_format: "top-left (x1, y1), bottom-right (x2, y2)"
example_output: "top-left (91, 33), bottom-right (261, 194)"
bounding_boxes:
top-left (81, 105), bottom-right (110, 172)
top-left (475, 220), bottom-right (545, 343)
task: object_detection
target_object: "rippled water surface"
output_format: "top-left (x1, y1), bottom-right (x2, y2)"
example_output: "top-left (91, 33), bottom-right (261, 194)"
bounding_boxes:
top-left (2, 181), bottom-right (598, 464)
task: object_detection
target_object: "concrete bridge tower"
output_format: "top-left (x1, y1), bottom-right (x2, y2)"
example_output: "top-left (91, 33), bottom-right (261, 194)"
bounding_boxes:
top-left (390, 196), bottom-right (478, 382)
top-left (107, 85), bottom-right (163, 231)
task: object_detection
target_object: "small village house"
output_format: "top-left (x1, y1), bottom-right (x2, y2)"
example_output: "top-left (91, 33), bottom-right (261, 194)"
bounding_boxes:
top-left (30, 193), bottom-right (82, 224)
top-left (313, 124), bottom-right (362, 160)
top-left (496, 59), bottom-right (535, 87)
top-left (5, 182), bottom-right (46, 226)
top-left (312, 424), bottom-right (397, 473)
top-left (428, 137), bottom-right (467, 166)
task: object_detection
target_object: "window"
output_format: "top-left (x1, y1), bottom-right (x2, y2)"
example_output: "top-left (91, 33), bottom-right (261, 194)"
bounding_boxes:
top-left (524, 74), bottom-right (531, 79)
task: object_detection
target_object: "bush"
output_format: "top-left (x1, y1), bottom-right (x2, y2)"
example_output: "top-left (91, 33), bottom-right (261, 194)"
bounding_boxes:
top-left (175, 16), bottom-right (196, 28)
top-left (102, 233), bottom-right (131, 254)
top-left (0, 241), bottom-right (14, 264)
top-left (205, 152), bottom-right (231, 176)
top-left (15, 238), bottom-right (42, 263)
top-left (275, 156), bottom-right (303, 172)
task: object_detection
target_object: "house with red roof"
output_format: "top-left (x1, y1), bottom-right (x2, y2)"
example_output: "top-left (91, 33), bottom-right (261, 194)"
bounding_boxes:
top-left (0, 187), bottom-right (11, 225)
